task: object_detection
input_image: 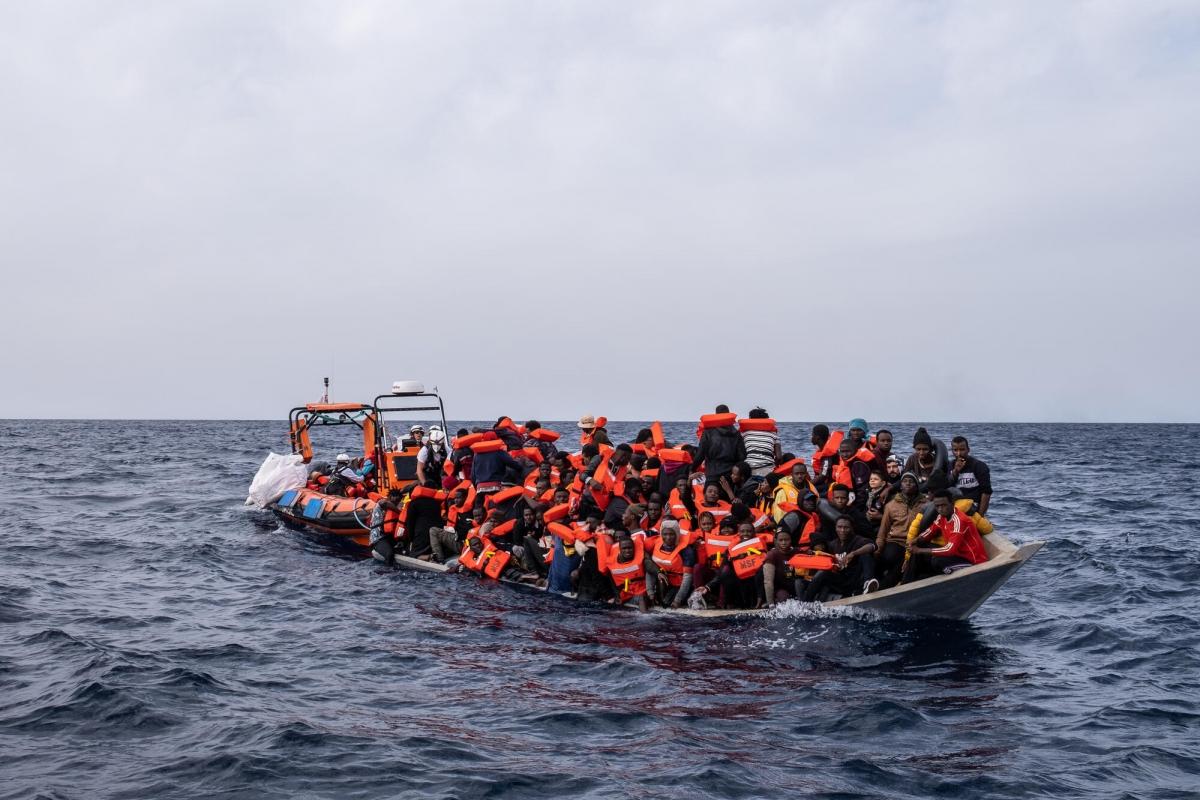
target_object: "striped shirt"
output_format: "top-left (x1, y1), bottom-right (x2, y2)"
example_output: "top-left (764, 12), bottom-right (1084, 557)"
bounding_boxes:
top-left (742, 430), bottom-right (779, 470)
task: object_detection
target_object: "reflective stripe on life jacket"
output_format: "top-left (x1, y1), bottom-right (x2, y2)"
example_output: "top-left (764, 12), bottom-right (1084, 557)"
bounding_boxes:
top-left (651, 534), bottom-right (691, 586)
top-left (701, 533), bottom-right (739, 566)
top-left (605, 540), bottom-right (647, 600)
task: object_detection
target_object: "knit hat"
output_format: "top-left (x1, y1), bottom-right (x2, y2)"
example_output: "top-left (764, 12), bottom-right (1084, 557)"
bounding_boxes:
top-left (848, 418), bottom-right (869, 434)
top-left (912, 427), bottom-right (933, 447)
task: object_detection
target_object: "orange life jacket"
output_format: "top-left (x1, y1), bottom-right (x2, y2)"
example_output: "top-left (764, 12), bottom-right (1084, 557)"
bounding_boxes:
top-left (811, 429), bottom-right (845, 475)
top-left (696, 412), bottom-right (737, 438)
top-left (461, 540), bottom-right (512, 579)
top-left (788, 552), bottom-right (835, 571)
top-left (517, 446), bottom-right (544, 464)
top-left (606, 540), bottom-right (647, 601)
top-left (650, 421), bottom-right (666, 452)
top-left (657, 448), bottom-right (692, 466)
top-left (470, 439), bottom-right (506, 454)
top-left (738, 418), bottom-right (778, 433)
top-left (651, 534), bottom-right (692, 587)
top-left (528, 428), bottom-right (560, 443)
top-left (543, 503), bottom-right (571, 523)
top-left (485, 486), bottom-right (525, 509)
top-left (701, 532), bottom-right (740, 567)
top-left (729, 536), bottom-right (768, 579)
top-left (454, 433), bottom-right (485, 449)
top-left (382, 507), bottom-right (401, 537)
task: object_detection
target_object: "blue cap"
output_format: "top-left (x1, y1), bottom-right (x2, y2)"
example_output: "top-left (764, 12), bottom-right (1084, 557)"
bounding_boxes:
top-left (848, 418), bottom-right (869, 434)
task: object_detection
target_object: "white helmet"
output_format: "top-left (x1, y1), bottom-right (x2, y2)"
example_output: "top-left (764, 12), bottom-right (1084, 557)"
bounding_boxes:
top-left (336, 453), bottom-right (350, 463)
top-left (429, 429), bottom-right (446, 444)
top-left (410, 424), bottom-right (425, 435)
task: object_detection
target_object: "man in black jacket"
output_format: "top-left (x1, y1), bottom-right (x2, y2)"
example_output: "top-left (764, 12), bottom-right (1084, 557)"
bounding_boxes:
top-left (692, 404), bottom-right (746, 485)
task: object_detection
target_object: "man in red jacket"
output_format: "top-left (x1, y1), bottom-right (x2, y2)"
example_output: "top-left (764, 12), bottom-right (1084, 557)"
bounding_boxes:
top-left (906, 490), bottom-right (988, 581)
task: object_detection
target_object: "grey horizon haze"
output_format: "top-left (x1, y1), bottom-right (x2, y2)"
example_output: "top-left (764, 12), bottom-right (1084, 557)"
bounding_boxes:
top-left (2, 2), bottom-right (1198, 422)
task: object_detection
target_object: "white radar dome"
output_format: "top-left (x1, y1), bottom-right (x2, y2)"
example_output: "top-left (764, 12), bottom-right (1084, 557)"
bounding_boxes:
top-left (391, 380), bottom-right (425, 395)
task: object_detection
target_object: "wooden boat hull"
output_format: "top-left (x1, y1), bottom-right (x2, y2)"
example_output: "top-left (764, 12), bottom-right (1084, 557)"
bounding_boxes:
top-left (366, 531), bottom-right (1043, 621)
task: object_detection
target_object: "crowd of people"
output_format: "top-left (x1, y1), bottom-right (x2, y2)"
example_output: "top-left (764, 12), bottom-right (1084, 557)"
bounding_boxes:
top-left (305, 408), bottom-right (995, 610)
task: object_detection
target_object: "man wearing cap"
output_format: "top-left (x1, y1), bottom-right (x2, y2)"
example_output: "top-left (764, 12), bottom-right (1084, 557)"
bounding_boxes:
top-left (847, 419), bottom-right (870, 450)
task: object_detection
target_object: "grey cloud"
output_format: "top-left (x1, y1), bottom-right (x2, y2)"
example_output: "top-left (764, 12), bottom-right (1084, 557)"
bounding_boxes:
top-left (1, 1), bottom-right (1197, 421)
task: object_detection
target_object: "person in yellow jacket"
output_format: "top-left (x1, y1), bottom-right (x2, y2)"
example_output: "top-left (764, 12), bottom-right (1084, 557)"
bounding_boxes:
top-left (771, 460), bottom-right (816, 522)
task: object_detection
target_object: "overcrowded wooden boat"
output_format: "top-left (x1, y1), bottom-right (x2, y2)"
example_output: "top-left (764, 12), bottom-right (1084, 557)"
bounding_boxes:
top-left (252, 381), bottom-right (1044, 621)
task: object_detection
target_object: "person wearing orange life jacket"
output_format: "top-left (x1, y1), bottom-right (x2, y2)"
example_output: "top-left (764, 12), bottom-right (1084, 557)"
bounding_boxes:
top-left (776, 489), bottom-right (824, 550)
top-left (810, 425), bottom-right (845, 488)
top-left (772, 459), bottom-right (816, 521)
top-left (606, 535), bottom-right (650, 612)
top-left (829, 437), bottom-right (873, 509)
top-left (692, 404), bottom-right (746, 486)
top-left (695, 482), bottom-right (732, 522)
top-left (576, 416), bottom-right (602, 448)
top-left (695, 522), bottom-right (765, 609)
top-left (645, 519), bottom-right (697, 607)
top-left (904, 489), bottom-right (988, 582)
top-left (691, 516), bottom-right (740, 604)
top-left (520, 420), bottom-right (560, 461)
top-left (804, 515), bottom-right (878, 601)
top-left (846, 419), bottom-right (874, 458)
top-left (492, 416), bottom-right (525, 450)
top-left (368, 489), bottom-right (405, 566)
top-left (740, 407), bottom-right (783, 478)
top-left (453, 532), bottom-right (542, 585)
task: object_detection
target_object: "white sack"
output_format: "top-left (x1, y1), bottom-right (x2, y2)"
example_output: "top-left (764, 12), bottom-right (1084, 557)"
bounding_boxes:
top-left (246, 452), bottom-right (309, 508)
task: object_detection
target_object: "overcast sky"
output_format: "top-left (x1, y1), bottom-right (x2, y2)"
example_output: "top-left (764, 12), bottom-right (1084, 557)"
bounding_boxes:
top-left (2, 1), bottom-right (1198, 422)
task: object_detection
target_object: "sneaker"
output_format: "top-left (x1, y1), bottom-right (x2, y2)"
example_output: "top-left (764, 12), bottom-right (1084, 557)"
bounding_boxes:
top-left (862, 579), bottom-right (880, 594)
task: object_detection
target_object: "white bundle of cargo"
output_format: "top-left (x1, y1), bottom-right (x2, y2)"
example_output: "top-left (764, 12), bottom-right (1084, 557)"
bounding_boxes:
top-left (246, 452), bottom-right (309, 508)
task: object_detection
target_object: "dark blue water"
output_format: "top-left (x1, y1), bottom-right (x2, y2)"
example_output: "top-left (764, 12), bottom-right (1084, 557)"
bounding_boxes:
top-left (2, 420), bottom-right (1199, 799)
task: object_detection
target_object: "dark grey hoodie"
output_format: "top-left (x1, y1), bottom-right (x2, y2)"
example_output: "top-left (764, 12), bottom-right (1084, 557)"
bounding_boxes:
top-left (692, 425), bottom-right (746, 481)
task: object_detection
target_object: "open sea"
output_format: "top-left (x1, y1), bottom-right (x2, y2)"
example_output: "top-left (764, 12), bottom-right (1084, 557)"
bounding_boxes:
top-left (1, 419), bottom-right (1198, 800)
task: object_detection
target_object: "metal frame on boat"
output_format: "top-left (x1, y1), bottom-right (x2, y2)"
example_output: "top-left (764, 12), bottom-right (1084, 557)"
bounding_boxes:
top-left (270, 383), bottom-right (449, 545)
